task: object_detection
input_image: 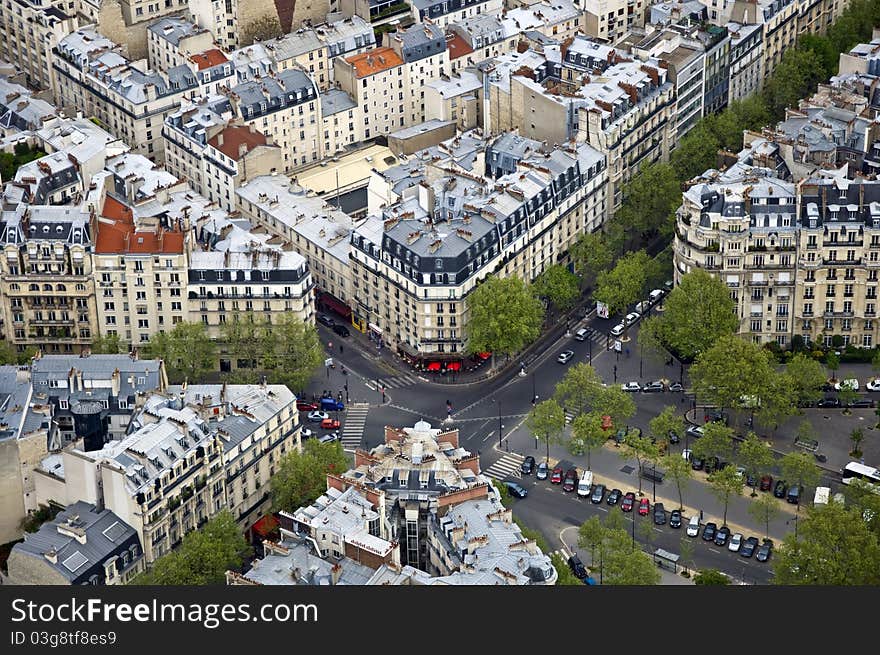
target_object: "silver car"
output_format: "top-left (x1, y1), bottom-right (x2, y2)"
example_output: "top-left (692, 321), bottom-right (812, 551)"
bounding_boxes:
top-left (557, 350), bottom-right (575, 364)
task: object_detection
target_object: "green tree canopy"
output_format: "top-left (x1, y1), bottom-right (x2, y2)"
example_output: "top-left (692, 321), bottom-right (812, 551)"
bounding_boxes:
top-left (691, 334), bottom-right (777, 410)
top-left (649, 405), bottom-right (684, 450)
top-left (644, 270), bottom-right (738, 362)
top-left (553, 362), bottom-right (603, 418)
top-left (737, 432), bottom-right (775, 496)
top-left (748, 491), bottom-right (781, 539)
top-left (271, 440), bottom-right (349, 512)
top-left (593, 250), bottom-right (651, 317)
top-left (571, 230), bottom-right (618, 284)
top-left (662, 452), bottom-right (692, 510)
top-left (90, 333), bottom-right (125, 354)
top-left (592, 384), bottom-right (637, 426)
top-left (621, 432), bottom-right (659, 495)
top-left (762, 48), bottom-right (828, 119)
top-left (550, 552), bottom-right (584, 585)
top-left (533, 264), bottom-right (581, 311)
top-left (143, 322), bottom-right (217, 384)
top-left (692, 421), bottom-right (735, 464)
top-left (694, 569), bottom-right (731, 585)
top-left (780, 451), bottom-right (821, 501)
top-left (784, 353), bottom-right (827, 406)
top-left (465, 275), bottom-right (544, 364)
top-left (259, 314), bottom-right (324, 391)
top-left (615, 163), bottom-right (681, 238)
top-left (772, 502), bottom-right (880, 584)
top-left (671, 120), bottom-right (721, 180)
top-left (132, 511), bottom-right (250, 585)
top-left (707, 465), bottom-right (744, 527)
top-left (526, 399), bottom-right (565, 464)
top-left (571, 411), bottom-right (611, 469)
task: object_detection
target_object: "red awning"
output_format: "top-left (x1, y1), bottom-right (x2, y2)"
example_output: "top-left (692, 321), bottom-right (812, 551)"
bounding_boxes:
top-left (252, 514), bottom-right (279, 537)
top-left (477, 352), bottom-right (491, 360)
top-left (447, 361), bottom-right (461, 371)
top-left (427, 362), bottom-right (442, 371)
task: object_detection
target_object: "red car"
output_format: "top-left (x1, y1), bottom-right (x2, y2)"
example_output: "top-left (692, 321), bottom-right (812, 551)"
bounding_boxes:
top-left (621, 492), bottom-right (636, 512)
top-left (550, 466), bottom-right (564, 484)
top-left (638, 497), bottom-right (650, 516)
top-left (321, 418), bottom-right (341, 430)
top-left (562, 468), bottom-right (578, 492)
top-left (759, 475), bottom-right (773, 492)
top-left (297, 400), bottom-right (318, 412)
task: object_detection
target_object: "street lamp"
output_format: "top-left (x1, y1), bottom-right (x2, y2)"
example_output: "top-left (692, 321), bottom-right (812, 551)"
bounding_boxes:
top-left (589, 337), bottom-right (593, 364)
top-left (639, 341), bottom-right (643, 379)
top-left (613, 364), bottom-right (618, 383)
top-left (652, 462), bottom-right (657, 503)
top-left (631, 512), bottom-right (636, 551)
top-left (498, 400), bottom-right (503, 448)
top-left (532, 373), bottom-right (536, 406)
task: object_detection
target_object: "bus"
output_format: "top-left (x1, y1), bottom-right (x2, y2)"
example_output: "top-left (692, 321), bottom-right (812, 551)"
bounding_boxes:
top-left (840, 461), bottom-right (880, 493)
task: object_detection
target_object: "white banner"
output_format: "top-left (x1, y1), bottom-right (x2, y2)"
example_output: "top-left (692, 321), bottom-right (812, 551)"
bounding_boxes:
top-left (596, 301), bottom-right (609, 319)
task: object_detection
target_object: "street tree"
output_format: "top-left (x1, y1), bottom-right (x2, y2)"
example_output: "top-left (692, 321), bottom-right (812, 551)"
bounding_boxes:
top-left (825, 351), bottom-right (840, 381)
top-left (526, 399), bottom-right (565, 464)
top-left (271, 440), bottom-right (349, 512)
top-left (637, 513), bottom-right (657, 549)
top-left (593, 250), bottom-right (651, 317)
top-left (621, 432), bottom-right (659, 496)
top-left (841, 479), bottom-right (880, 540)
top-left (780, 451), bottom-right (821, 503)
top-left (748, 492), bottom-right (781, 539)
top-left (755, 375), bottom-right (798, 433)
top-left (533, 264), bottom-right (581, 311)
top-left (90, 333), bottom-right (125, 354)
top-left (550, 553), bottom-right (584, 585)
top-left (649, 405), bottom-right (684, 451)
top-left (614, 163), bottom-right (681, 239)
top-left (641, 269), bottom-right (738, 362)
top-left (465, 275), bottom-right (544, 368)
top-left (707, 465), bottom-right (744, 528)
top-left (772, 502), bottom-right (880, 585)
top-left (259, 314), bottom-right (324, 392)
top-left (571, 230), bottom-right (616, 285)
top-left (662, 452), bottom-right (692, 510)
top-left (133, 511), bottom-right (251, 585)
top-left (603, 543), bottom-right (662, 585)
top-left (690, 334), bottom-right (776, 411)
top-left (691, 421), bottom-right (735, 465)
top-left (0, 341), bottom-right (34, 365)
top-left (694, 569), bottom-right (731, 585)
top-left (679, 537), bottom-right (696, 575)
top-left (737, 431), bottom-right (774, 496)
top-left (578, 516), bottom-right (606, 572)
top-left (553, 363), bottom-right (603, 418)
top-left (143, 322), bottom-right (217, 383)
top-left (220, 315), bottom-right (265, 382)
top-left (571, 411), bottom-right (610, 469)
top-left (670, 120), bottom-right (721, 181)
top-left (762, 48), bottom-right (828, 120)
top-left (850, 427), bottom-right (865, 458)
top-left (838, 384), bottom-right (860, 412)
top-left (784, 353), bottom-right (827, 406)
top-left (796, 420), bottom-right (816, 445)
top-left (592, 384), bottom-right (636, 426)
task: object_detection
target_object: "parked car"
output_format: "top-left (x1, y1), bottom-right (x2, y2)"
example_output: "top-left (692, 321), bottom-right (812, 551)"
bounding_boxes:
top-left (685, 425), bottom-right (705, 441)
top-left (321, 418), bottom-right (341, 430)
top-left (686, 514), bottom-right (700, 537)
top-left (834, 378), bottom-right (860, 391)
top-left (701, 522), bottom-right (717, 541)
top-left (756, 538), bottom-right (774, 562)
top-left (521, 455), bottom-right (536, 475)
top-left (746, 473), bottom-right (758, 487)
top-left (610, 323), bottom-right (626, 337)
top-left (576, 470), bottom-right (594, 497)
top-left (301, 428), bottom-right (313, 440)
top-left (568, 554), bottom-right (588, 579)
top-left (817, 396), bottom-right (841, 408)
top-left (759, 475), bottom-right (773, 492)
top-left (320, 397), bottom-right (344, 412)
top-left (681, 448), bottom-right (692, 462)
top-left (653, 502), bottom-right (666, 525)
top-left (867, 378), bottom-right (880, 392)
top-left (786, 485), bottom-right (801, 504)
top-left (714, 525), bottom-right (731, 547)
top-left (642, 380), bottom-right (665, 393)
top-left (621, 382), bottom-right (641, 392)
top-left (307, 410), bottom-right (329, 422)
top-left (635, 301), bottom-right (650, 315)
top-left (590, 484), bottom-right (606, 504)
top-left (691, 455), bottom-right (705, 471)
top-left (638, 497), bottom-right (650, 516)
top-left (704, 409), bottom-right (728, 425)
top-left (317, 314), bottom-right (335, 328)
top-left (668, 382), bottom-right (684, 392)
top-left (669, 509), bottom-right (682, 529)
top-left (332, 323), bottom-right (350, 337)
top-left (296, 400), bottom-right (319, 412)
top-left (562, 468), bottom-right (579, 492)
top-left (621, 492), bottom-right (636, 512)
top-left (846, 398), bottom-right (874, 408)
top-left (550, 466), bottom-right (564, 484)
top-left (557, 350), bottom-right (575, 364)
top-left (536, 461), bottom-right (549, 480)
top-left (625, 311), bottom-right (640, 324)
top-left (504, 481), bottom-right (528, 498)
top-left (740, 536), bottom-right (759, 558)
top-left (649, 289), bottom-right (665, 303)
top-left (606, 488), bottom-right (621, 505)
top-left (317, 433), bottom-right (340, 444)
top-left (667, 430), bottom-right (681, 444)
top-left (773, 479), bottom-right (788, 498)
top-left (728, 533), bottom-right (743, 553)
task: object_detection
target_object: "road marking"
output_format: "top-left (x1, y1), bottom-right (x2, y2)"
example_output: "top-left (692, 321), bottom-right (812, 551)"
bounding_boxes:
top-left (708, 548), bottom-right (722, 554)
top-left (482, 432), bottom-right (492, 442)
top-left (482, 452), bottom-right (525, 480)
top-left (597, 507), bottom-right (608, 513)
top-left (364, 383), bottom-right (376, 391)
top-left (653, 528), bottom-right (663, 533)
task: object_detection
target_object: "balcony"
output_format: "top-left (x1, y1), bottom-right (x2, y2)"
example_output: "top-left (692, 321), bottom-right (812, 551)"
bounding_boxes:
top-left (823, 257), bottom-right (863, 265)
top-left (866, 311), bottom-right (876, 317)
top-left (823, 311), bottom-right (854, 318)
top-left (750, 311), bottom-right (763, 317)
top-left (824, 240), bottom-right (863, 247)
top-left (747, 280), bottom-right (768, 286)
top-left (802, 311), bottom-right (814, 317)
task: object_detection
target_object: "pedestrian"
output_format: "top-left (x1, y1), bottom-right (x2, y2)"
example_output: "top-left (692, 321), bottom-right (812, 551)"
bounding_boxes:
top-left (625, 347), bottom-right (630, 358)
top-left (340, 344), bottom-right (344, 354)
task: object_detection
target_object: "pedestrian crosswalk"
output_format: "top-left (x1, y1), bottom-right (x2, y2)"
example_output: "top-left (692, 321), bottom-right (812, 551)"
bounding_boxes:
top-left (341, 403), bottom-right (369, 451)
top-left (375, 375), bottom-right (421, 389)
top-left (549, 548), bottom-right (570, 560)
top-left (565, 411), bottom-right (575, 425)
top-left (482, 452), bottom-right (525, 480)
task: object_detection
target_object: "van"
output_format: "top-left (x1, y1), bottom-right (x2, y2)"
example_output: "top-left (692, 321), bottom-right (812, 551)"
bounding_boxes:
top-left (577, 470), bottom-right (594, 497)
top-left (575, 327), bottom-right (589, 341)
top-left (813, 486), bottom-right (830, 505)
top-left (320, 397), bottom-right (344, 412)
top-left (649, 289), bottom-right (664, 303)
top-left (635, 301), bottom-right (650, 314)
top-left (686, 514), bottom-right (700, 537)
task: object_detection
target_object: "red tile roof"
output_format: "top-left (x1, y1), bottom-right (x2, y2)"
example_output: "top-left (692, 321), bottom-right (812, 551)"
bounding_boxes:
top-left (207, 125), bottom-right (269, 161)
top-left (346, 47), bottom-right (404, 78)
top-left (190, 48), bottom-right (229, 70)
top-left (446, 33), bottom-right (474, 60)
top-left (95, 195), bottom-right (184, 255)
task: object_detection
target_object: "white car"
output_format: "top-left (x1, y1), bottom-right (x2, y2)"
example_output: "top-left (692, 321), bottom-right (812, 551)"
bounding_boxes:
top-left (301, 428), bottom-right (313, 439)
top-left (557, 350), bottom-right (575, 364)
top-left (610, 323), bottom-right (626, 336)
top-left (866, 378), bottom-right (880, 391)
top-left (625, 311), bottom-right (640, 324)
top-left (686, 514), bottom-right (700, 537)
top-left (728, 533), bottom-right (743, 553)
top-left (621, 382), bottom-right (641, 392)
top-left (307, 410), bottom-right (330, 422)
top-left (681, 448), bottom-right (692, 462)
top-left (649, 289), bottom-right (665, 303)
top-left (834, 378), bottom-right (860, 391)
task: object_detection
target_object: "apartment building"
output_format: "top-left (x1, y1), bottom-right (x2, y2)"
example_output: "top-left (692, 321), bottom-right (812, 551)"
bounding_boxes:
top-left (424, 72), bottom-right (482, 130)
top-left (505, 0), bottom-right (583, 41)
top-left (187, 0), bottom-right (292, 50)
top-left (236, 175), bottom-right (354, 321)
top-left (409, 0), bottom-right (503, 28)
top-left (34, 382), bottom-right (300, 563)
top-left (147, 15), bottom-right (214, 73)
top-left (52, 28), bottom-right (230, 163)
top-left (445, 14), bottom-right (519, 75)
top-left (385, 23), bottom-right (450, 127)
top-left (0, 77), bottom-right (59, 150)
top-left (5, 501), bottom-right (144, 585)
top-left (673, 161), bottom-right (798, 345)
top-left (319, 88), bottom-right (362, 156)
top-left (716, 0), bottom-right (797, 82)
top-left (795, 177), bottom-right (880, 349)
top-left (0, 0), bottom-right (78, 91)
top-left (582, 0), bottom-right (648, 43)
top-left (727, 22), bottom-right (763, 104)
top-left (349, 133), bottom-right (606, 363)
top-left (334, 47), bottom-right (408, 140)
top-left (223, 69), bottom-right (321, 172)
